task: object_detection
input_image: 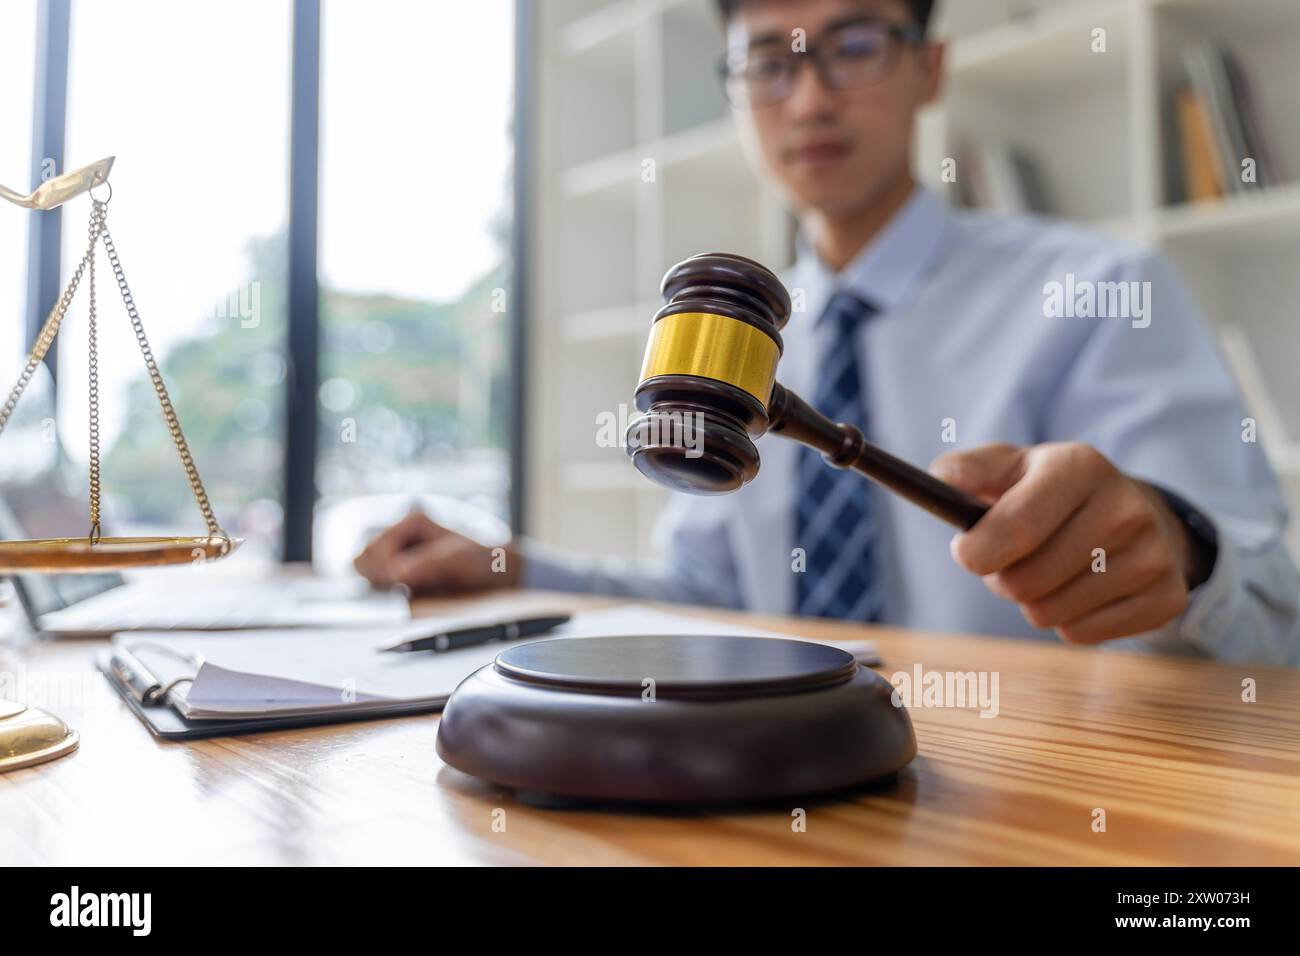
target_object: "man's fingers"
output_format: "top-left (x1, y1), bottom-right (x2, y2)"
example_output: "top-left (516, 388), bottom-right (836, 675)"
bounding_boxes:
top-left (939, 441), bottom-right (1193, 644)
top-left (383, 510), bottom-right (446, 551)
top-left (388, 535), bottom-right (464, 593)
top-left (930, 442), bottom-right (1026, 502)
top-left (1000, 534), bottom-right (1177, 630)
top-left (353, 511), bottom-right (445, 585)
top-left (982, 487), bottom-right (1155, 604)
top-left (951, 443), bottom-right (1110, 575)
top-left (1053, 574), bottom-right (1189, 644)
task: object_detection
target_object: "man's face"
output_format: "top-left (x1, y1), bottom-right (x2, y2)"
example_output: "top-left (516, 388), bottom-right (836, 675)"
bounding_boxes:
top-left (726, 0), bottom-right (943, 219)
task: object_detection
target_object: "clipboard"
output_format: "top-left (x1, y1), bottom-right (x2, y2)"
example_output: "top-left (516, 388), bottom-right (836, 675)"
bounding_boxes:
top-left (96, 648), bottom-right (446, 740)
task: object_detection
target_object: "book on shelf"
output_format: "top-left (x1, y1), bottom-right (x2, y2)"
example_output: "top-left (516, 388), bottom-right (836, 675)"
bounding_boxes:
top-left (1220, 46), bottom-right (1281, 187)
top-left (1174, 40), bottom-right (1279, 203)
top-left (1176, 87), bottom-right (1225, 202)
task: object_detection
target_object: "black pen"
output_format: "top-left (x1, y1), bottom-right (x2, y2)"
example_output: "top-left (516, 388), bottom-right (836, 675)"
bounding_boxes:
top-left (381, 613), bottom-right (572, 653)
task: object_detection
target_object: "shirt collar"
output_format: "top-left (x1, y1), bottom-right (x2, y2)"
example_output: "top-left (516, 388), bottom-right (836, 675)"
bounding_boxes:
top-left (795, 185), bottom-right (953, 321)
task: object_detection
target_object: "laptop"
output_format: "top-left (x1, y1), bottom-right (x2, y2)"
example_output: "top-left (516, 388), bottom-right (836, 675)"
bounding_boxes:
top-left (0, 363), bottom-right (409, 636)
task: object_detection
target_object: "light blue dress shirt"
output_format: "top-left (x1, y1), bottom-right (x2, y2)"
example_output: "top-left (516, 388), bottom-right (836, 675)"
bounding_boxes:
top-left (523, 186), bottom-right (1300, 667)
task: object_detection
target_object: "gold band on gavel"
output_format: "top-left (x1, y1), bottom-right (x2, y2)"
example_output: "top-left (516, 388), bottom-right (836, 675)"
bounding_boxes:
top-left (638, 312), bottom-right (779, 406)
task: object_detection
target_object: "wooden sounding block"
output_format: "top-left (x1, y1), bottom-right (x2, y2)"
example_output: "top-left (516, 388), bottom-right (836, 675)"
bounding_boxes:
top-left (435, 633), bottom-right (917, 804)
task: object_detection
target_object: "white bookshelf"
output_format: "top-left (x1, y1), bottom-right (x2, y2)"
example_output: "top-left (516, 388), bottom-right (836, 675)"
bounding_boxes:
top-left (527, 0), bottom-right (791, 561)
top-left (527, 0), bottom-right (1300, 561)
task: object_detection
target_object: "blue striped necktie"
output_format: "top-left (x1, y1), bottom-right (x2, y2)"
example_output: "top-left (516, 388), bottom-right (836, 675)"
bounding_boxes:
top-left (794, 291), bottom-right (884, 621)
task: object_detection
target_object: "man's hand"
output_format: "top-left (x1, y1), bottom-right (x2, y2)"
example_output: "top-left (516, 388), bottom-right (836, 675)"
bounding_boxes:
top-left (353, 510), bottom-right (520, 595)
top-left (930, 442), bottom-right (1203, 644)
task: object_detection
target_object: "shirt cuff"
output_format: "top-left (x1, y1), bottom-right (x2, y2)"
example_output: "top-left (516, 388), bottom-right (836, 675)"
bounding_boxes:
top-left (518, 537), bottom-right (598, 593)
top-left (1172, 515), bottom-right (1243, 654)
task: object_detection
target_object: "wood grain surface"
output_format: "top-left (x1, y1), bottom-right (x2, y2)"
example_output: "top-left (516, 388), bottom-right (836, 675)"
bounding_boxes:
top-left (2, 588), bottom-right (1297, 865)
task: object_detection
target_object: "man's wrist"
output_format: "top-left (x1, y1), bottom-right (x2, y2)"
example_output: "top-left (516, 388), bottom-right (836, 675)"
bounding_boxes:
top-left (1145, 484), bottom-right (1219, 590)
top-left (501, 541), bottom-right (524, 588)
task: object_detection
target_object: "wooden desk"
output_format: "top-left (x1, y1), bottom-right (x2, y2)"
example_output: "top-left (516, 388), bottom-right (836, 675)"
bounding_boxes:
top-left (2, 589), bottom-right (1298, 865)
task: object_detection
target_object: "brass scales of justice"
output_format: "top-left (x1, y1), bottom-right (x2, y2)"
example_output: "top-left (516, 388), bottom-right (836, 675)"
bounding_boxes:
top-left (0, 157), bottom-right (241, 772)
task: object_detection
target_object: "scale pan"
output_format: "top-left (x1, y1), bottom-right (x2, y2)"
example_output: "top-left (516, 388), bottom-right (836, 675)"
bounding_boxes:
top-left (0, 535), bottom-right (241, 573)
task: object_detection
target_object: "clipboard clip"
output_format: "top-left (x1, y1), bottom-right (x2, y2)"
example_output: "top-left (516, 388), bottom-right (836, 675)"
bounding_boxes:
top-left (109, 642), bottom-right (204, 706)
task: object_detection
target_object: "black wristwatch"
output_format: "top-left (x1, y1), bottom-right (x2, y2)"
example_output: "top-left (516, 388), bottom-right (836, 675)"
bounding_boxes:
top-left (1151, 485), bottom-right (1219, 589)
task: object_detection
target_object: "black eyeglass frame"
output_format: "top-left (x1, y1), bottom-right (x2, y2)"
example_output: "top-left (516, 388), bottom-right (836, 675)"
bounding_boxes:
top-left (717, 17), bottom-right (927, 109)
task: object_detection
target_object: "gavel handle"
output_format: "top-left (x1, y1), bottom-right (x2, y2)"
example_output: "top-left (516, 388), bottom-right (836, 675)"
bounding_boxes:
top-left (767, 383), bottom-right (988, 531)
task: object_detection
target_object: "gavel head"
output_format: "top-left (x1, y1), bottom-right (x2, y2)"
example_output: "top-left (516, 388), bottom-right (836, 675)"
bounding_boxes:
top-left (626, 252), bottom-right (791, 495)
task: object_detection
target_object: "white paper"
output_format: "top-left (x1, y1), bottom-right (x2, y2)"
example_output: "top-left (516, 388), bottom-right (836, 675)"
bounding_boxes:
top-left (114, 604), bottom-right (876, 720)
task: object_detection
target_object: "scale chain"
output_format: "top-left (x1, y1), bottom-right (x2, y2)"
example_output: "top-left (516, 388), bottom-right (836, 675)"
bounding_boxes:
top-left (87, 202), bottom-right (102, 543)
top-left (0, 212), bottom-right (101, 438)
top-left (95, 200), bottom-right (223, 539)
top-left (0, 194), bottom-right (224, 545)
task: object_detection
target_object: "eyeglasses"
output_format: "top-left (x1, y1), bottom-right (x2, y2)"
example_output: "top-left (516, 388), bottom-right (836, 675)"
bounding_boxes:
top-left (719, 18), bottom-right (925, 109)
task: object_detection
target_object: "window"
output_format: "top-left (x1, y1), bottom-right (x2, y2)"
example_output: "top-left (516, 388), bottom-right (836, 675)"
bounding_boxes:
top-left (54, 0), bottom-right (292, 558)
top-left (5, 0), bottom-right (519, 563)
top-left (313, 0), bottom-right (516, 568)
top-left (0, 0), bottom-right (36, 370)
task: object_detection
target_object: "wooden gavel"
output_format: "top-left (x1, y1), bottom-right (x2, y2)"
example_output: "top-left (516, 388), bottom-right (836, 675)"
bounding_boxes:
top-left (625, 252), bottom-right (988, 530)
